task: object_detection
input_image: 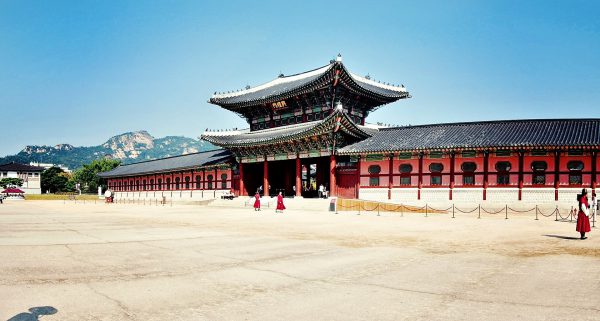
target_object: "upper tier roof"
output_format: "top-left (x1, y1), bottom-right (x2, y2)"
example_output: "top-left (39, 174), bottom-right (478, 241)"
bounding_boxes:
top-left (201, 107), bottom-right (375, 148)
top-left (0, 162), bottom-right (45, 172)
top-left (209, 56), bottom-right (409, 110)
top-left (338, 119), bottom-right (600, 154)
top-left (97, 149), bottom-right (233, 178)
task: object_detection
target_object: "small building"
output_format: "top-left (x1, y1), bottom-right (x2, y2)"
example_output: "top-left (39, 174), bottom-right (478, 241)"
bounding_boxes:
top-left (99, 56), bottom-right (600, 204)
top-left (0, 162), bottom-right (45, 194)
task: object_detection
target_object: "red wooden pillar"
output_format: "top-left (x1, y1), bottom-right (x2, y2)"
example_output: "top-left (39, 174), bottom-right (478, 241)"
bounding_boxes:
top-left (417, 152), bottom-right (423, 200)
top-left (214, 168), bottom-right (218, 190)
top-left (449, 151), bottom-right (455, 200)
top-left (483, 150), bottom-right (489, 201)
top-left (388, 153), bottom-right (394, 200)
top-left (591, 151), bottom-right (597, 190)
top-left (356, 155), bottom-right (362, 199)
top-left (518, 151), bottom-right (524, 201)
top-left (239, 162), bottom-right (245, 196)
top-left (329, 155), bottom-right (336, 197)
top-left (202, 169), bottom-right (206, 190)
top-left (554, 150), bottom-right (560, 201)
top-left (295, 157), bottom-right (301, 197)
top-left (263, 157), bottom-right (269, 197)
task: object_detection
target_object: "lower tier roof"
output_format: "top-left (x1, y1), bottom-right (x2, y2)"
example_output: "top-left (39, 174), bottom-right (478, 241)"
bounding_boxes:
top-left (98, 149), bottom-right (233, 178)
top-left (337, 119), bottom-right (600, 154)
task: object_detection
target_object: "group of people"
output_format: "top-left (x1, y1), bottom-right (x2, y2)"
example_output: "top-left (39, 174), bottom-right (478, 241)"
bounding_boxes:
top-left (577, 189), bottom-right (597, 240)
top-left (253, 191), bottom-right (286, 213)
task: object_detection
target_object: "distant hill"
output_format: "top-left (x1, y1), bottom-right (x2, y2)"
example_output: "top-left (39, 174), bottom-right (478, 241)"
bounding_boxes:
top-left (0, 131), bottom-right (216, 170)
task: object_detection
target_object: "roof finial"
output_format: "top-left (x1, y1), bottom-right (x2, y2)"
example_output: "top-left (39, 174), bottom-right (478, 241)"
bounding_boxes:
top-left (245, 85), bottom-right (250, 90)
top-left (336, 53), bottom-right (342, 62)
top-left (365, 74), bottom-right (371, 80)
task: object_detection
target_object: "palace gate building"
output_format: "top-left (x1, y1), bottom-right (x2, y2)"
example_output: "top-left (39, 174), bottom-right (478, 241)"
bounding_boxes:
top-left (99, 55), bottom-right (600, 203)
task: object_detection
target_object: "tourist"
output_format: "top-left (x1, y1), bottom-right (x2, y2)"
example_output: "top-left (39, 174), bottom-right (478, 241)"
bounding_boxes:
top-left (318, 184), bottom-right (325, 198)
top-left (576, 189), bottom-right (591, 240)
top-left (253, 191), bottom-right (261, 211)
top-left (276, 191), bottom-right (286, 213)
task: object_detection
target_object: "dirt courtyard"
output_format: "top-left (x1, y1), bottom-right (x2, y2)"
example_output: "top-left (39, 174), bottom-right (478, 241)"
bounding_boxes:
top-left (1, 201), bottom-right (599, 321)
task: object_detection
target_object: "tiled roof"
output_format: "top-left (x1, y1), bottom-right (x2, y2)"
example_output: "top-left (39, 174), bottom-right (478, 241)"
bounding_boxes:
top-left (0, 162), bottom-right (45, 172)
top-left (97, 149), bottom-right (233, 178)
top-left (201, 108), bottom-right (373, 147)
top-left (338, 119), bottom-right (600, 154)
top-left (209, 59), bottom-right (408, 108)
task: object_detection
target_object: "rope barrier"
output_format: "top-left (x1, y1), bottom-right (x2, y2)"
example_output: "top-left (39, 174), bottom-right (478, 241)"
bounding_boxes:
top-left (507, 207), bottom-right (536, 213)
top-left (556, 207), bottom-right (572, 221)
top-left (536, 206), bottom-right (557, 218)
top-left (454, 206), bottom-right (480, 214)
top-left (480, 207), bottom-right (505, 215)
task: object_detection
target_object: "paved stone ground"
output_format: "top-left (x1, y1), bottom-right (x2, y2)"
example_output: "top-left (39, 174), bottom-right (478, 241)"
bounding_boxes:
top-left (1, 201), bottom-right (599, 321)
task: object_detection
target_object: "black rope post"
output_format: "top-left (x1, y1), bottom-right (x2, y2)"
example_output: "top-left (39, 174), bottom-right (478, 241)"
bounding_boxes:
top-left (358, 203), bottom-right (361, 215)
top-left (425, 204), bottom-right (428, 217)
top-left (400, 204), bottom-right (404, 217)
top-left (452, 204), bottom-right (455, 219)
top-left (505, 204), bottom-right (508, 220)
top-left (535, 205), bottom-right (539, 220)
top-left (555, 206), bottom-right (558, 221)
top-left (570, 206), bottom-right (573, 223)
top-left (478, 204), bottom-right (481, 219)
top-left (593, 209), bottom-right (596, 228)
top-left (377, 203), bottom-right (380, 216)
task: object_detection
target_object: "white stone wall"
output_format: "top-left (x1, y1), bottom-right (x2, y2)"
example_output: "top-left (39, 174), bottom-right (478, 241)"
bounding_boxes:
top-left (420, 188), bottom-right (450, 202)
top-left (113, 190), bottom-right (231, 203)
top-left (521, 188), bottom-right (555, 203)
top-left (557, 188), bottom-right (583, 204)
top-left (451, 188), bottom-right (484, 203)
top-left (358, 188), bottom-right (388, 202)
top-left (390, 188), bottom-right (419, 203)
top-left (486, 188), bottom-right (519, 203)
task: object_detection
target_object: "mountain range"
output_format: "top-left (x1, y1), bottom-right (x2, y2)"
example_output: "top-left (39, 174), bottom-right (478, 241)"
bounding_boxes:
top-left (0, 131), bottom-right (216, 170)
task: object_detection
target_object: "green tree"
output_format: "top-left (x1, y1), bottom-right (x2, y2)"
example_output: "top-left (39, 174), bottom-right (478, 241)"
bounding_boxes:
top-left (41, 167), bottom-right (69, 193)
top-left (0, 178), bottom-right (23, 188)
top-left (73, 158), bottom-right (120, 193)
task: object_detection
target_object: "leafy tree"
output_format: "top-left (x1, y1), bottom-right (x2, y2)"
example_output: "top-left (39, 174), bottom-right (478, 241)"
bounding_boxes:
top-left (73, 158), bottom-right (120, 193)
top-left (0, 178), bottom-right (23, 188)
top-left (41, 167), bottom-right (70, 193)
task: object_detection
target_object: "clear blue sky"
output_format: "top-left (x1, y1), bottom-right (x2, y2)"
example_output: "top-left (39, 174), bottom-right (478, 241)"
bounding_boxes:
top-left (1, 0), bottom-right (599, 156)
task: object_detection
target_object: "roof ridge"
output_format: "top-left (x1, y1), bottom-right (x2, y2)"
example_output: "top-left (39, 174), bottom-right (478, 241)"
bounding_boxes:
top-left (117, 149), bottom-right (226, 167)
top-left (382, 118), bottom-right (600, 131)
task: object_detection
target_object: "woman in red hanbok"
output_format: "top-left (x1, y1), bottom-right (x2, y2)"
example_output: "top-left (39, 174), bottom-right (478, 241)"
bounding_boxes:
top-left (276, 192), bottom-right (286, 213)
top-left (576, 189), bottom-right (591, 239)
top-left (253, 192), bottom-right (261, 211)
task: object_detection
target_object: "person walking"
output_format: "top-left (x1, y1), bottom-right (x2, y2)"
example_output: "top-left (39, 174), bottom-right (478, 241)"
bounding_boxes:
top-left (318, 184), bottom-right (324, 198)
top-left (253, 191), bottom-right (261, 211)
top-left (276, 191), bottom-right (286, 213)
top-left (576, 189), bottom-right (591, 240)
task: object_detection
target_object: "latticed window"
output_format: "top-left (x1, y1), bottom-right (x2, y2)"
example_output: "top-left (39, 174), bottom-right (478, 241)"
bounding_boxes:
top-left (136, 180), bottom-right (140, 191)
top-left (531, 161), bottom-right (547, 185)
top-left (221, 173), bottom-right (228, 189)
top-left (143, 179), bottom-right (147, 191)
top-left (567, 161), bottom-right (584, 185)
top-left (175, 177), bottom-right (180, 190)
top-left (207, 175), bottom-right (213, 189)
top-left (149, 179), bottom-right (154, 190)
top-left (496, 161), bottom-right (511, 185)
top-left (399, 164), bottom-right (412, 185)
top-left (429, 163), bottom-right (443, 186)
top-left (195, 175), bottom-right (201, 189)
top-left (368, 165), bottom-right (381, 186)
top-left (461, 162), bottom-right (476, 185)
top-left (368, 165), bottom-right (381, 174)
top-left (158, 178), bottom-right (162, 190)
top-left (166, 178), bottom-right (171, 190)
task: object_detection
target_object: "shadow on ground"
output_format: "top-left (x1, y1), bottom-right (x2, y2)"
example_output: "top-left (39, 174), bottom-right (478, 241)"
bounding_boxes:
top-left (544, 234), bottom-right (581, 240)
top-left (6, 306), bottom-right (57, 321)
